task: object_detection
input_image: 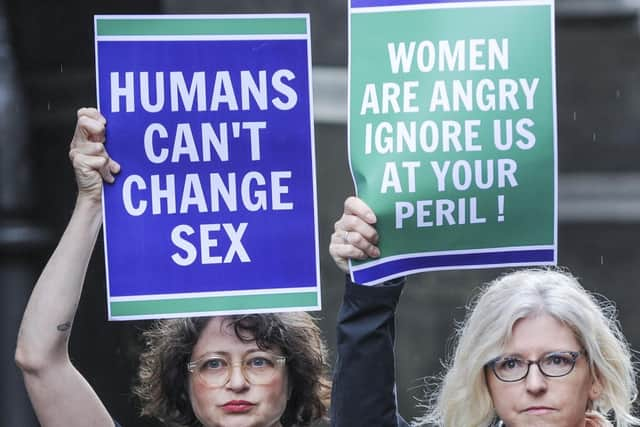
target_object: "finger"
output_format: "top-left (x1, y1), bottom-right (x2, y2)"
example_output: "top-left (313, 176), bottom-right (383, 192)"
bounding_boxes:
top-left (109, 159), bottom-right (121, 175)
top-left (100, 159), bottom-right (120, 183)
top-left (329, 242), bottom-right (369, 262)
top-left (70, 141), bottom-right (107, 157)
top-left (344, 196), bottom-right (377, 224)
top-left (335, 214), bottom-right (379, 245)
top-left (74, 152), bottom-right (107, 169)
top-left (74, 115), bottom-right (106, 142)
top-left (70, 126), bottom-right (105, 150)
top-left (72, 152), bottom-right (107, 176)
top-left (346, 231), bottom-right (380, 258)
top-left (77, 107), bottom-right (106, 125)
top-left (100, 167), bottom-right (115, 184)
top-left (331, 227), bottom-right (380, 256)
top-left (331, 230), bottom-right (380, 258)
top-left (83, 155), bottom-right (114, 184)
top-left (68, 146), bottom-right (109, 174)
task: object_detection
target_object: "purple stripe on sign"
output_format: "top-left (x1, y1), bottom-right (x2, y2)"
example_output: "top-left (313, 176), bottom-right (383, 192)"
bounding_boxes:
top-left (352, 249), bottom-right (555, 283)
top-left (352, 0), bottom-right (515, 7)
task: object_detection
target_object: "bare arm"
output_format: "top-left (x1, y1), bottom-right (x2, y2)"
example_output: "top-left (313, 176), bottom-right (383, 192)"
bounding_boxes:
top-left (15, 108), bottom-right (121, 427)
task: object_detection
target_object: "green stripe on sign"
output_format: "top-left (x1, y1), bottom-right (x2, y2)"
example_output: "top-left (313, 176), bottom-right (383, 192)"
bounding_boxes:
top-left (110, 292), bottom-right (318, 317)
top-left (96, 18), bottom-right (308, 37)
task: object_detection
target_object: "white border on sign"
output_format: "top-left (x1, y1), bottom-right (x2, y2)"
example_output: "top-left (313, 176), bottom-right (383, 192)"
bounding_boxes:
top-left (351, 0), bottom-right (553, 14)
top-left (95, 13), bottom-right (321, 319)
top-left (110, 286), bottom-right (319, 302)
top-left (95, 35), bottom-right (309, 41)
top-left (350, 245), bottom-right (556, 271)
top-left (112, 303), bottom-right (321, 322)
top-left (347, 0), bottom-right (558, 276)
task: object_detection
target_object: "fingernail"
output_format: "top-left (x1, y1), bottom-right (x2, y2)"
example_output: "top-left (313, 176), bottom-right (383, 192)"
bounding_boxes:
top-left (373, 248), bottom-right (380, 257)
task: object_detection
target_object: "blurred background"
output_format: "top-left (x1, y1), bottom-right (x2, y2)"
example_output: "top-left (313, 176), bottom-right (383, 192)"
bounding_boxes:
top-left (2, 0), bottom-right (640, 425)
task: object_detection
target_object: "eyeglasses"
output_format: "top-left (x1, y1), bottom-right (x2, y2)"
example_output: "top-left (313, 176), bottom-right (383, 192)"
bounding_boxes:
top-left (187, 352), bottom-right (286, 387)
top-left (487, 351), bottom-right (583, 382)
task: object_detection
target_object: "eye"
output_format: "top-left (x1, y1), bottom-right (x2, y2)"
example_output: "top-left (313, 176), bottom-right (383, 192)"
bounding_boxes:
top-left (202, 358), bottom-right (227, 370)
top-left (499, 357), bottom-right (523, 370)
top-left (545, 354), bottom-right (573, 365)
top-left (247, 356), bottom-right (274, 368)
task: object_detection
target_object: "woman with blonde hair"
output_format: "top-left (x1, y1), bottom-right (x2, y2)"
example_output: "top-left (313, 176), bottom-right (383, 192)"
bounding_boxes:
top-left (329, 196), bottom-right (638, 427)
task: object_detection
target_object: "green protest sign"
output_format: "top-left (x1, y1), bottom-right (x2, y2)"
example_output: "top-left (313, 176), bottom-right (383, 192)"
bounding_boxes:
top-left (349, 0), bottom-right (557, 284)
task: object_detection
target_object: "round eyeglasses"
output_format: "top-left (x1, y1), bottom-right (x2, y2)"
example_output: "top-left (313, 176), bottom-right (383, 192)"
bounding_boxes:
top-left (187, 352), bottom-right (286, 387)
top-left (487, 351), bottom-right (583, 382)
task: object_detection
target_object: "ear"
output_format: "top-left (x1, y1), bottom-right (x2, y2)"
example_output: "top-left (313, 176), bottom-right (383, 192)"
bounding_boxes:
top-left (589, 372), bottom-right (602, 401)
top-left (589, 383), bottom-right (602, 401)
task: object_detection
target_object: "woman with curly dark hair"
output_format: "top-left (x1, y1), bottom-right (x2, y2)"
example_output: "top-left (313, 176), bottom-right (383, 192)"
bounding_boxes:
top-left (134, 314), bottom-right (330, 427)
top-left (15, 108), bottom-right (331, 427)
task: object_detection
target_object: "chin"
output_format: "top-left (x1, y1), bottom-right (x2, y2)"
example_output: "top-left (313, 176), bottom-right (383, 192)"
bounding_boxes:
top-left (208, 414), bottom-right (279, 427)
top-left (508, 414), bottom-right (566, 427)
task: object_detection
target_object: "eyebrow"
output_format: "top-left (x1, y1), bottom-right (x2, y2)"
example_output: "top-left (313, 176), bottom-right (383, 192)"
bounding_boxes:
top-left (499, 350), bottom-right (578, 358)
top-left (192, 348), bottom-right (264, 360)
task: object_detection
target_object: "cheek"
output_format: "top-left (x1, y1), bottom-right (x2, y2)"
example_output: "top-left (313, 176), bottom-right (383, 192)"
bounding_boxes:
top-left (188, 377), bottom-right (215, 421)
top-left (264, 374), bottom-right (289, 411)
top-left (487, 376), bottom-right (512, 415)
top-left (256, 372), bottom-right (290, 424)
top-left (565, 368), bottom-right (594, 408)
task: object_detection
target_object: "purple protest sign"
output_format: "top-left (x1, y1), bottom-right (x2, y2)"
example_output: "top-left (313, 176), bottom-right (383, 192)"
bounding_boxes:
top-left (95, 14), bottom-right (320, 319)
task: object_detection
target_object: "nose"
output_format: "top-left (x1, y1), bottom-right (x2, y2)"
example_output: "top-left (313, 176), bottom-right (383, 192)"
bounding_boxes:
top-left (525, 363), bottom-right (548, 394)
top-left (225, 364), bottom-right (249, 391)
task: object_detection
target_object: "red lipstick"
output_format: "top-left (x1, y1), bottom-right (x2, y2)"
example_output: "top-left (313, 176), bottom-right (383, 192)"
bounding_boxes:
top-left (222, 400), bottom-right (255, 413)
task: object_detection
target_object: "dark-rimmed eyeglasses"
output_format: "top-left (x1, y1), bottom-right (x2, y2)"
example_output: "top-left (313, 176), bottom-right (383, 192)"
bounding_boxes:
top-left (187, 352), bottom-right (286, 387)
top-left (486, 351), bottom-right (583, 382)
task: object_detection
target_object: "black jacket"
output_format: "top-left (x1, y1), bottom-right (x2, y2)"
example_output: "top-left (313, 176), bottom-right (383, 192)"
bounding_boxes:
top-left (331, 276), bottom-right (409, 427)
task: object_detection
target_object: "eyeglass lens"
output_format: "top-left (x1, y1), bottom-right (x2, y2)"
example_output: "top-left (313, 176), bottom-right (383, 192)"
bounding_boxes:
top-left (492, 351), bottom-right (579, 382)
top-left (193, 353), bottom-right (284, 386)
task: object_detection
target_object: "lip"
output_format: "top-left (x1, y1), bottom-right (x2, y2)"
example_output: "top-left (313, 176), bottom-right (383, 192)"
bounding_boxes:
top-left (522, 406), bottom-right (555, 415)
top-left (221, 400), bottom-right (255, 413)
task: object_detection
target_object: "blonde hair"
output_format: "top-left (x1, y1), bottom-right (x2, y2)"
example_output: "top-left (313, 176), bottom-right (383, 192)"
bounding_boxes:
top-left (415, 268), bottom-right (638, 427)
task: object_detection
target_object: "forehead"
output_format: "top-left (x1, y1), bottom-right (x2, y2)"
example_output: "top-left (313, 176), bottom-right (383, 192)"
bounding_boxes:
top-left (503, 313), bottom-right (581, 355)
top-left (191, 317), bottom-right (258, 357)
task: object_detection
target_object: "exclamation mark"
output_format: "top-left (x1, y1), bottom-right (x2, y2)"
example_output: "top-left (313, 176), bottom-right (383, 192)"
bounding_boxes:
top-left (497, 195), bottom-right (504, 222)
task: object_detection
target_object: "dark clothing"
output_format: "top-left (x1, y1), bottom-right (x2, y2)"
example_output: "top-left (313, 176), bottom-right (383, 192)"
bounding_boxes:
top-left (331, 276), bottom-right (409, 427)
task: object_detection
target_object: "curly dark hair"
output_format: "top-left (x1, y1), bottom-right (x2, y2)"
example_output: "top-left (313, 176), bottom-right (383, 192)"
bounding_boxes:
top-left (132, 313), bottom-right (331, 427)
